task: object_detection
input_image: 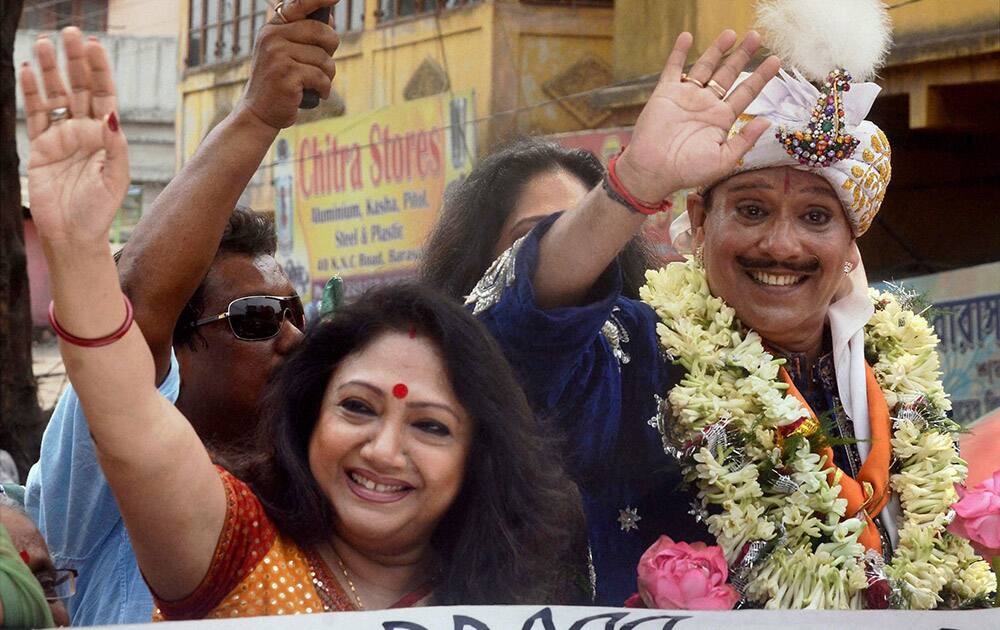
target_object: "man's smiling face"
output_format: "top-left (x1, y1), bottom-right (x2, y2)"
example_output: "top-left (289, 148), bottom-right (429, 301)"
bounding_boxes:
top-left (694, 166), bottom-right (857, 350)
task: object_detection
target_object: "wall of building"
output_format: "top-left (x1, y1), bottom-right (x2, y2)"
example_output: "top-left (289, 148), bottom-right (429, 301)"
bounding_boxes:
top-left (599, 0), bottom-right (1000, 281)
top-left (14, 30), bottom-right (178, 195)
top-left (107, 0), bottom-right (179, 36)
top-left (176, 0), bottom-right (614, 214)
top-left (489, 1), bottom-right (614, 146)
top-left (612, 0), bottom-right (999, 81)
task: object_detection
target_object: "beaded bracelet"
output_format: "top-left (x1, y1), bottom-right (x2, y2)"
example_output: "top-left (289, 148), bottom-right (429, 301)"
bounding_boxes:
top-left (604, 149), bottom-right (673, 216)
top-left (48, 294), bottom-right (134, 347)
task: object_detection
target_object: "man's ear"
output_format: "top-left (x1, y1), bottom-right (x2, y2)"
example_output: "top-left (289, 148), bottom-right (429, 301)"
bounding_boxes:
top-left (688, 193), bottom-right (706, 229)
top-left (847, 240), bottom-right (860, 269)
top-left (687, 193), bottom-right (707, 246)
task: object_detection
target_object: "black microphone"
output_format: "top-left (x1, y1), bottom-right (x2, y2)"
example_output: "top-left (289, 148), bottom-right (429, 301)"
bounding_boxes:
top-left (299, 7), bottom-right (332, 109)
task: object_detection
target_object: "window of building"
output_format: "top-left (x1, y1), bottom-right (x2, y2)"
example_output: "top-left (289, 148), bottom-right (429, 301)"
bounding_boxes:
top-left (187, 0), bottom-right (269, 68)
top-left (375, 0), bottom-right (480, 24)
top-left (333, 0), bottom-right (366, 32)
top-left (20, 0), bottom-right (108, 32)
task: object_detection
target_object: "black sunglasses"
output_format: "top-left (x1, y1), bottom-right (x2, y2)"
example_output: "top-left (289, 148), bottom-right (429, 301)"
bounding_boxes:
top-left (191, 295), bottom-right (305, 341)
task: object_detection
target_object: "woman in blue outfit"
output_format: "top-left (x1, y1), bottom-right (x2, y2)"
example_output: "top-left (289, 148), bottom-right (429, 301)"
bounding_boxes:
top-left (421, 140), bottom-right (682, 606)
top-left (424, 32), bottom-right (777, 606)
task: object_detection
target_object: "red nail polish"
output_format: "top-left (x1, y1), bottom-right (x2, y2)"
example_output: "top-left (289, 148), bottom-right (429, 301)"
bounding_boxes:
top-left (108, 111), bottom-right (119, 132)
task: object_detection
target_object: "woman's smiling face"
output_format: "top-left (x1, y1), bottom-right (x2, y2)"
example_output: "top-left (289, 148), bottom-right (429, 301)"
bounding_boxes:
top-left (308, 331), bottom-right (473, 555)
top-left (695, 166), bottom-right (857, 349)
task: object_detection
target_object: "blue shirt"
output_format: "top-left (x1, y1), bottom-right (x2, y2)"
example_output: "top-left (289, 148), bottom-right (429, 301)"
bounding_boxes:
top-left (470, 214), bottom-right (711, 606)
top-left (25, 352), bottom-right (180, 626)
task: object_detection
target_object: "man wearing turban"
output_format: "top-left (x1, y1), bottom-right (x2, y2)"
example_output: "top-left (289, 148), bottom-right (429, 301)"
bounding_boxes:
top-left (467, 0), bottom-right (995, 610)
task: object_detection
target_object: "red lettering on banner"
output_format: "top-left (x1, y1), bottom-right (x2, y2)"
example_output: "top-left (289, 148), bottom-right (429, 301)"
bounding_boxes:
top-left (299, 134), bottom-right (362, 199)
top-left (369, 123), bottom-right (383, 187)
top-left (429, 130), bottom-right (442, 177)
top-left (368, 123), bottom-right (444, 187)
top-left (416, 133), bottom-right (429, 178)
top-left (298, 136), bottom-right (313, 198)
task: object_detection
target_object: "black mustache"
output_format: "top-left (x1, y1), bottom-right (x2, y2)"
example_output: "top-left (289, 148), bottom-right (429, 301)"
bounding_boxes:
top-left (736, 256), bottom-right (820, 273)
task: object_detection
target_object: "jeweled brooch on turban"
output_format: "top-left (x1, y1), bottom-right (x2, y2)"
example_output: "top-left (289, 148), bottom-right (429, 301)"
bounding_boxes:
top-left (776, 68), bottom-right (860, 167)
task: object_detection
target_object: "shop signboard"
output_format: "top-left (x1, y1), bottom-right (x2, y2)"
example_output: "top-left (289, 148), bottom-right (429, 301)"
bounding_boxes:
top-left (272, 91), bottom-right (476, 313)
top-left (880, 261), bottom-right (1000, 425)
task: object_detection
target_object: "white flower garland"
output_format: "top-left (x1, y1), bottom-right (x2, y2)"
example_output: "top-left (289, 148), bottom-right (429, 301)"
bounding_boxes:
top-left (640, 258), bottom-right (996, 609)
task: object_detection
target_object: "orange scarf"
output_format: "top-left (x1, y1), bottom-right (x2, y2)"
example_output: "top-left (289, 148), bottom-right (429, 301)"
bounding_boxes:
top-left (778, 362), bottom-right (891, 551)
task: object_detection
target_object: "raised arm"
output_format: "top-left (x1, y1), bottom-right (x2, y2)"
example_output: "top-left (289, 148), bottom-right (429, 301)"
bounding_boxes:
top-left (533, 30), bottom-right (780, 308)
top-left (21, 30), bottom-right (224, 603)
top-left (118, 0), bottom-right (339, 383)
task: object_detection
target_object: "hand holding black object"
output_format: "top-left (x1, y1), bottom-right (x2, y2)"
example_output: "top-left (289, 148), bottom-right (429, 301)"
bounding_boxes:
top-left (242, 0), bottom-right (340, 129)
top-left (300, 7), bottom-right (332, 109)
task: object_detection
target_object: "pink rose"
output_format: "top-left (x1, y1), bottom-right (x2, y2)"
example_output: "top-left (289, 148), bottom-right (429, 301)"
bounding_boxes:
top-left (948, 469), bottom-right (1000, 559)
top-left (637, 535), bottom-right (740, 610)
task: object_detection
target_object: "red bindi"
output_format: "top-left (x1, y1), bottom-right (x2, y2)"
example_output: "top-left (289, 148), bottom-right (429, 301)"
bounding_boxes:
top-left (392, 383), bottom-right (409, 399)
top-left (408, 326), bottom-right (416, 339)
top-left (19, 550), bottom-right (29, 564)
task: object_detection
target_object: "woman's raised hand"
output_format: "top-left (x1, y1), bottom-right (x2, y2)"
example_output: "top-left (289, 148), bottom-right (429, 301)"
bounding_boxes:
top-left (20, 28), bottom-right (128, 245)
top-left (615, 30), bottom-right (781, 203)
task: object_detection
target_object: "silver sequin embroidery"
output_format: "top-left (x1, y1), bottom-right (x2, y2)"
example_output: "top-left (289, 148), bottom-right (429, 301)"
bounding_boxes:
top-left (600, 306), bottom-right (631, 368)
top-left (464, 236), bottom-right (527, 315)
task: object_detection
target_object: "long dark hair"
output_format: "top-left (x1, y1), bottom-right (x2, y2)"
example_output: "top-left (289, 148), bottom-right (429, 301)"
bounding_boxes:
top-left (247, 282), bottom-right (585, 604)
top-left (421, 137), bottom-right (659, 301)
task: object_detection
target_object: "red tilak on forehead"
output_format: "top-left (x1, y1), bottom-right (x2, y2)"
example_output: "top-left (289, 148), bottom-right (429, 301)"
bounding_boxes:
top-left (784, 170), bottom-right (792, 194)
top-left (19, 549), bottom-right (29, 564)
top-left (392, 383), bottom-right (409, 399)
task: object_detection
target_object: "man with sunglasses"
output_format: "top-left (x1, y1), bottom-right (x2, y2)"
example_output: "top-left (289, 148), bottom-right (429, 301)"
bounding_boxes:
top-left (167, 210), bottom-right (306, 449)
top-left (24, 1), bottom-right (337, 624)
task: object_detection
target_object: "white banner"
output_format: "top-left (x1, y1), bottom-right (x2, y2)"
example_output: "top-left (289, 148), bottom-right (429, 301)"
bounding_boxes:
top-left (103, 605), bottom-right (998, 630)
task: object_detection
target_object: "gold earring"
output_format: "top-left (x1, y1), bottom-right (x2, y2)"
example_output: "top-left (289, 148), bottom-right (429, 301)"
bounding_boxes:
top-left (843, 261), bottom-right (854, 274)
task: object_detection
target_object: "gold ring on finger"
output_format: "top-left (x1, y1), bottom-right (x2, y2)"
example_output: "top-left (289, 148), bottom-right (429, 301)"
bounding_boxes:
top-left (680, 73), bottom-right (705, 89)
top-left (49, 106), bottom-right (70, 123)
top-left (707, 79), bottom-right (727, 99)
top-left (273, 2), bottom-right (290, 24)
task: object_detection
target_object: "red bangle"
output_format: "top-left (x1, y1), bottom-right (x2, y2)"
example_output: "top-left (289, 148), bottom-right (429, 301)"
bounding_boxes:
top-left (605, 149), bottom-right (673, 215)
top-left (48, 295), bottom-right (134, 347)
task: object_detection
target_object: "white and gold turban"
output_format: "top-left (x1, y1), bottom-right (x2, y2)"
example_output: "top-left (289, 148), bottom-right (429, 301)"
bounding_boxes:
top-left (674, 0), bottom-right (894, 241)
top-left (717, 67), bottom-right (891, 237)
top-left (670, 66), bottom-right (892, 247)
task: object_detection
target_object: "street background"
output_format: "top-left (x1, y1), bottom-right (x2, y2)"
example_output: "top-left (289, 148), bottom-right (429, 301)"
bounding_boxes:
top-left (6, 0), bottom-right (999, 480)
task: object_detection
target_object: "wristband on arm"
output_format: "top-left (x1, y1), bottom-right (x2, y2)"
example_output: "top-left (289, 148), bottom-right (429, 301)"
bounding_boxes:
top-left (49, 294), bottom-right (134, 347)
top-left (603, 149), bottom-right (673, 216)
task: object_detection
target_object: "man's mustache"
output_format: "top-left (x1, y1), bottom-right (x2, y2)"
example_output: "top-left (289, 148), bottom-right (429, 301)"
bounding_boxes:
top-left (736, 255), bottom-right (820, 273)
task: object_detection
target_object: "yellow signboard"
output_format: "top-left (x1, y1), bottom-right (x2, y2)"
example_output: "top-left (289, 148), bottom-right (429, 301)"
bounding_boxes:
top-left (272, 91), bottom-right (476, 311)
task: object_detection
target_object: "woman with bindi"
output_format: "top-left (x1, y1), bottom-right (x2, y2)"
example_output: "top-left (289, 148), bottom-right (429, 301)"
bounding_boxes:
top-left (19, 26), bottom-right (585, 619)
